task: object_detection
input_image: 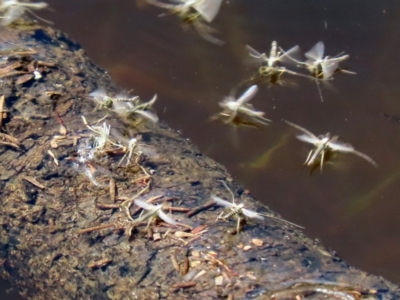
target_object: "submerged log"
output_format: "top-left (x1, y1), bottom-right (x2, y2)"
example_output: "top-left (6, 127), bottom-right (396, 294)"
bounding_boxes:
top-left (0, 22), bottom-right (399, 300)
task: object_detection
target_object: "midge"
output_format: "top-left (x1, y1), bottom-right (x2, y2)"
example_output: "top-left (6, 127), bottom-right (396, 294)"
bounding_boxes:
top-left (283, 41), bottom-right (355, 102)
top-left (0, 0), bottom-right (49, 26)
top-left (89, 90), bottom-right (158, 123)
top-left (90, 89), bottom-right (139, 110)
top-left (134, 199), bottom-right (178, 229)
top-left (146, 0), bottom-right (223, 45)
top-left (285, 120), bottom-right (377, 172)
top-left (246, 41), bottom-right (306, 84)
top-left (212, 182), bottom-right (303, 233)
top-left (216, 85), bottom-right (271, 126)
top-left (286, 41), bottom-right (352, 80)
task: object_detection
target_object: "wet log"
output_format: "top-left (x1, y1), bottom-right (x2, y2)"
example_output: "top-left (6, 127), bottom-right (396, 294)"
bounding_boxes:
top-left (0, 22), bottom-right (399, 300)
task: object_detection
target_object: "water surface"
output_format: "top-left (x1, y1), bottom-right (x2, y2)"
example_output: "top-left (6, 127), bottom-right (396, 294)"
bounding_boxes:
top-left (3, 0), bottom-right (400, 297)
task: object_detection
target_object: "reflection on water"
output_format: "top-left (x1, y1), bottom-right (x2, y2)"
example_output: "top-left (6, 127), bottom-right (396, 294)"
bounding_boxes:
top-left (3, 0), bottom-right (400, 296)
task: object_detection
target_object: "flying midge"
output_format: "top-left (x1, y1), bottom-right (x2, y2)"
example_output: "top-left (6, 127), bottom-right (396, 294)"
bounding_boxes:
top-left (286, 41), bottom-right (353, 80)
top-left (285, 120), bottom-right (377, 172)
top-left (215, 85), bottom-right (271, 126)
top-left (212, 182), bottom-right (302, 233)
top-left (284, 41), bottom-right (355, 102)
top-left (146, 0), bottom-right (223, 45)
top-left (0, 0), bottom-right (49, 26)
top-left (89, 90), bottom-right (158, 123)
top-left (134, 199), bottom-right (178, 229)
top-left (245, 42), bottom-right (307, 85)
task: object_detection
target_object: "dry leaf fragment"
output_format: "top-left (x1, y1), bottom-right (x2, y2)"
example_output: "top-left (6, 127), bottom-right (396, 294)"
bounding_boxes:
top-left (251, 238), bottom-right (263, 246)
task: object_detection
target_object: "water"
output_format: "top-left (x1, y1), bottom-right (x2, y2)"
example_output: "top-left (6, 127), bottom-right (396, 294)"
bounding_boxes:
top-left (2, 0), bottom-right (400, 297)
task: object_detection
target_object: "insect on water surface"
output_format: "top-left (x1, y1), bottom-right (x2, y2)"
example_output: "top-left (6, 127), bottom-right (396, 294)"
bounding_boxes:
top-left (215, 85), bottom-right (271, 126)
top-left (245, 41), bottom-right (307, 85)
top-left (146, 0), bottom-right (224, 44)
top-left (285, 120), bottom-right (377, 172)
top-left (283, 41), bottom-right (355, 102)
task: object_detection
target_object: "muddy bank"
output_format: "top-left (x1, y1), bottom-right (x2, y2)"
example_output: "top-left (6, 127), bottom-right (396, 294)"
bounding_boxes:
top-left (0, 22), bottom-right (399, 300)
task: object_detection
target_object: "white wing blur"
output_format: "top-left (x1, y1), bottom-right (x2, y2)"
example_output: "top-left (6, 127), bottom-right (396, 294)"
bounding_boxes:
top-left (211, 195), bottom-right (235, 208)
top-left (158, 211), bottom-right (177, 225)
top-left (192, 0), bottom-right (222, 23)
top-left (135, 110), bottom-right (159, 123)
top-left (242, 208), bottom-right (264, 220)
top-left (285, 120), bottom-right (320, 141)
top-left (296, 134), bottom-right (320, 145)
top-left (1, 6), bottom-right (24, 26)
top-left (328, 141), bottom-right (355, 152)
top-left (305, 41), bottom-right (325, 61)
top-left (321, 60), bottom-right (339, 80)
top-left (135, 199), bottom-right (157, 211)
top-left (236, 85), bottom-right (258, 105)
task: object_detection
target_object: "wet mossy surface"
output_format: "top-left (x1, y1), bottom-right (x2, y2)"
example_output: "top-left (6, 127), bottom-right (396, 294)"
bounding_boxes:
top-left (0, 22), bottom-right (399, 299)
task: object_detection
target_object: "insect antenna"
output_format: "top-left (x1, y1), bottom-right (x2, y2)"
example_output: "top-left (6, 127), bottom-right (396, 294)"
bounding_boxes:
top-left (25, 8), bottom-right (53, 24)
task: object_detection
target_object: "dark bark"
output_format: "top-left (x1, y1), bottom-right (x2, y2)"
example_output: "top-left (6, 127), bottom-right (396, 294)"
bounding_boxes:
top-left (0, 22), bottom-right (399, 300)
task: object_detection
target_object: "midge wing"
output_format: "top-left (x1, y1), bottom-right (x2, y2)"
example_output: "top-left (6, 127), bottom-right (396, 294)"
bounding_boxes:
top-left (296, 133), bottom-right (319, 145)
top-left (321, 59), bottom-right (339, 80)
top-left (328, 140), bottom-right (355, 152)
top-left (158, 211), bottom-right (177, 225)
top-left (134, 110), bottom-right (159, 123)
top-left (211, 195), bottom-right (235, 208)
top-left (246, 45), bottom-right (265, 59)
top-left (285, 120), bottom-right (320, 141)
top-left (305, 41), bottom-right (325, 62)
top-left (328, 141), bottom-right (378, 167)
top-left (242, 208), bottom-right (264, 220)
top-left (1, 6), bottom-right (24, 26)
top-left (236, 85), bottom-right (258, 105)
top-left (279, 45), bottom-right (301, 65)
top-left (192, 0), bottom-right (222, 23)
top-left (134, 199), bottom-right (157, 211)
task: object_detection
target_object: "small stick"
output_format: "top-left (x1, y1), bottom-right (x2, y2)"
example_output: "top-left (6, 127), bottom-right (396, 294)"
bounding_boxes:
top-left (0, 132), bottom-right (19, 145)
top-left (109, 178), bottom-right (116, 203)
top-left (88, 258), bottom-right (112, 269)
top-left (22, 176), bottom-right (45, 189)
top-left (170, 281), bottom-right (196, 293)
top-left (0, 95), bottom-right (5, 130)
top-left (191, 225), bottom-right (208, 234)
top-left (96, 203), bottom-right (120, 210)
top-left (186, 200), bottom-right (216, 217)
top-left (0, 62), bottom-right (23, 75)
top-left (170, 253), bottom-right (180, 272)
top-left (77, 223), bottom-right (115, 234)
top-left (0, 71), bottom-right (27, 79)
top-left (0, 140), bottom-right (19, 148)
top-left (55, 111), bottom-right (67, 135)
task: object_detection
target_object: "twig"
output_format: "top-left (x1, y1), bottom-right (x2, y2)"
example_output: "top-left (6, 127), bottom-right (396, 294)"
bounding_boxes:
top-left (0, 95), bottom-right (5, 130)
top-left (186, 200), bottom-right (216, 217)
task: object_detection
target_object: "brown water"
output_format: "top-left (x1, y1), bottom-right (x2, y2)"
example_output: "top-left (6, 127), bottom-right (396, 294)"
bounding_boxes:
top-left (3, 0), bottom-right (400, 297)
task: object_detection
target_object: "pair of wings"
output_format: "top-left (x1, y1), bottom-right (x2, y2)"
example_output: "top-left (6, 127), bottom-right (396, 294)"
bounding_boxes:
top-left (211, 195), bottom-right (264, 220)
top-left (305, 41), bottom-right (349, 80)
top-left (285, 120), bottom-right (378, 167)
top-left (135, 199), bottom-right (178, 225)
top-left (246, 43), bottom-right (300, 67)
top-left (164, 0), bottom-right (222, 23)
